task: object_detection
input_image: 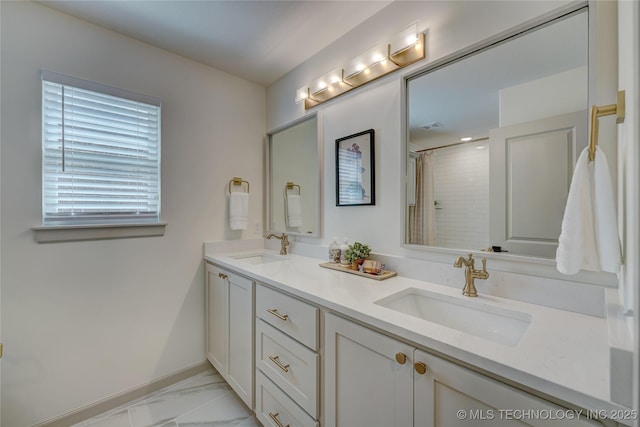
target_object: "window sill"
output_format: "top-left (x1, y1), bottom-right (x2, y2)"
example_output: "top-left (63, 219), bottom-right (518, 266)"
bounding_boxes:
top-left (32, 222), bottom-right (167, 243)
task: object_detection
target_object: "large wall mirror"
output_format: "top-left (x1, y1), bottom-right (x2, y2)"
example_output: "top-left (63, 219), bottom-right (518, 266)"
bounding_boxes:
top-left (268, 115), bottom-right (321, 236)
top-left (405, 7), bottom-right (592, 259)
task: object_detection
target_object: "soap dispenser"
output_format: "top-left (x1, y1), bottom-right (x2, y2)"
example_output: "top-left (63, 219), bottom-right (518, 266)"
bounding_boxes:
top-left (329, 237), bottom-right (341, 263)
top-left (339, 238), bottom-right (349, 266)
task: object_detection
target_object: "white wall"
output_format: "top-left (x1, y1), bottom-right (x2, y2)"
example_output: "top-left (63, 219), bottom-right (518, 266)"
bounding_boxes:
top-left (319, 80), bottom-right (403, 251)
top-left (617, 0), bottom-right (640, 415)
top-left (499, 66), bottom-right (588, 127)
top-left (0, 2), bottom-right (265, 426)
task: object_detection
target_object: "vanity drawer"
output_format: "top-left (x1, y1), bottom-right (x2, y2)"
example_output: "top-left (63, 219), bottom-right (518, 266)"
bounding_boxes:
top-left (256, 370), bottom-right (318, 427)
top-left (256, 284), bottom-right (319, 350)
top-left (256, 319), bottom-right (319, 418)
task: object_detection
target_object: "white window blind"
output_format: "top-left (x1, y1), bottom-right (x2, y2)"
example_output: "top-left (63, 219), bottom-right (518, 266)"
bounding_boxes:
top-left (337, 148), bottom-right (365, 204)
top-left (42, 71), bottom-right (161, 225)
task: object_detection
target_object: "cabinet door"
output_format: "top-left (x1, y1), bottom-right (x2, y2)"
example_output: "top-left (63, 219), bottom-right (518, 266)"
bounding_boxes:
top-left (413, 349), bottom-right (604, 427)
top-left (325, 313), bottom-right (413, 427)
top-left (206, 263), bottom-right (228, 375)
top-left (227, 270), bottom-right (254, 409)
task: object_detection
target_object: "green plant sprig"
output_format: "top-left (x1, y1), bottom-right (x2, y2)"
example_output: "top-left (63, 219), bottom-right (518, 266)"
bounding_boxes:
top-left (345, 242), bottom-right (371, 263)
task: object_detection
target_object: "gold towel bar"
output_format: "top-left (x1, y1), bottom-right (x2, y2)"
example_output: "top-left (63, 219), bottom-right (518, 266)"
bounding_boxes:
top-left (228, 177), bottom-right (250, 193)
top-left (285, 181), bottom-right (301, 195)
top-left (588, 90), bottom-right (625, 162)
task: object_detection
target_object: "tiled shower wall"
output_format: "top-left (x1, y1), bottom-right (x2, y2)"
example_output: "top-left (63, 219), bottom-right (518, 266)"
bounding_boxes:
top-left (432, 142), bottom-right (490, 251)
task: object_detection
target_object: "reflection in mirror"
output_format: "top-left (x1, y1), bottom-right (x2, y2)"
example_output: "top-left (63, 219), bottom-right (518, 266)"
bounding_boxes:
top-left (406, 8), bottom-right (591, 258)
top-left (269, 115), bottom-right (320, 236)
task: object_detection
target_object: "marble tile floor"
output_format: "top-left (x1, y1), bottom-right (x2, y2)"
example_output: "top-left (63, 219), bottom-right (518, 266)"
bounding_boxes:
top-left (72, 367), bottom-right (261, 427)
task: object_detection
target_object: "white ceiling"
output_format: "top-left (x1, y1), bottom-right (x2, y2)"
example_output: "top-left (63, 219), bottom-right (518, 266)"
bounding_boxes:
top-left (408, 10), bottom-right (588, 147)
top-left (38, 0), bottom-right (393, 86)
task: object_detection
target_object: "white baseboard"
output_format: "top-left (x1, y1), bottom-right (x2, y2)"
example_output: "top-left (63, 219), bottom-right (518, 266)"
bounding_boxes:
top-left (33, 360), bottom-right (212, 427)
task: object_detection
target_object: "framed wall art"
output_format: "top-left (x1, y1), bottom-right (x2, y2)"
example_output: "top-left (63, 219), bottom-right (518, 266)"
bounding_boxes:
top-left (335, 129), bottom-right (375, 206)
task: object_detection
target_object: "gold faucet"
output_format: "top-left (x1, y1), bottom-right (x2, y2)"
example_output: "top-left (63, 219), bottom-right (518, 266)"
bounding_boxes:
top-left (266, 232), bottom-right (289, 255)
top-left (453, 253), bottom-right (489, 297)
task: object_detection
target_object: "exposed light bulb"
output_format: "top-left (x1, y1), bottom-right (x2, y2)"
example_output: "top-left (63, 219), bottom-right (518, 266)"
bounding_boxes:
top-left (295, 87), bottom-right (309, 103)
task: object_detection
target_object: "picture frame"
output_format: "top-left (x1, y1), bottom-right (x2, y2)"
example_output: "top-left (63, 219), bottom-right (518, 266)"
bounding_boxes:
top-left (335, 129), bottom-right (375, 206)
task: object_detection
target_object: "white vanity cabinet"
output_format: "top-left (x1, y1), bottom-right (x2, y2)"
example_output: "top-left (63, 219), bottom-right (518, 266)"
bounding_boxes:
top-left (324, 312), bottom-right (413, 427)
top-left (325, 313), bottom-right (607, 427)
top-left (254, 283), bottom-right (320, 427)
top-left (413, 348), bottom-right (607, 427)
top-left (205, 262), bottom-right (254, 409)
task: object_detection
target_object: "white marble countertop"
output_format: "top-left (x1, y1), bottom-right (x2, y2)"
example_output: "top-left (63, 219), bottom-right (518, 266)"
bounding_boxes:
top-left (205, 249), bottom-right (630, 424)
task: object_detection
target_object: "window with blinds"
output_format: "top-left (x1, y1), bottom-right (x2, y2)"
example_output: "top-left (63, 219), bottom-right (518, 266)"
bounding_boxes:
top-left (41, 72), bottom-right (161, 225)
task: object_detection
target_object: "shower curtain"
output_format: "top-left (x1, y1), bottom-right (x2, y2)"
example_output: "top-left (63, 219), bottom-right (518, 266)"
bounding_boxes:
top-left (410, 151), bottom-right (436, 245)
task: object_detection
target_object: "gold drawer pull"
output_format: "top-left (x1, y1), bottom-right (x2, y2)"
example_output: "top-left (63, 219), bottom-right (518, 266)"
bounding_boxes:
top-left (266, 308), bottom-right (289, 321)
top-left (395, 352), bottom-right (407, 365)
top-left (268, 355), bottom-right (290, 372)
top-left (414, 361), bottom-right (428, 375)
top-left (268, 412), bottom-right (290, 427)
top-left (218, 272), bottom-right (228, 280)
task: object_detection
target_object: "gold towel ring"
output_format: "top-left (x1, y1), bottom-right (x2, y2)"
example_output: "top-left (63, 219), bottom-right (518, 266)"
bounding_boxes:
top-left (285, 182), bottom-right (301, 195)
top-left (228, 177), bottom-right (250, 193)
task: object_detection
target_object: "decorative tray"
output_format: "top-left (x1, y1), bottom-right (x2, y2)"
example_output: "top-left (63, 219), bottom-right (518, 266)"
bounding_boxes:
top-left (319, 262), bottom-right (397, 281)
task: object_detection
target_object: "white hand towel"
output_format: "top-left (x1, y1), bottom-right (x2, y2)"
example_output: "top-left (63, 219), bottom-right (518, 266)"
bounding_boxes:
top-left (556, 146), bottom-right (621, 274)
top-left (286, 194), bottom-right (303, 227)
top-left (592, 147), bottom-right (622, 273)
top-left (229, 192), bottom-right (249, 230)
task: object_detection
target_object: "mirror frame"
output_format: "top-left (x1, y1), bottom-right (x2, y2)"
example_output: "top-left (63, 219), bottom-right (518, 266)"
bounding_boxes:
top-left (400, 1), bottom-right (616, 286)
top-left (266, 112), bottom-right (323, 238)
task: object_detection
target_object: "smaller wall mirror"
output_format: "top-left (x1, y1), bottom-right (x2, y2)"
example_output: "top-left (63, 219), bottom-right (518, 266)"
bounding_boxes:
top-left (268, 115), bottom-right (321, 236)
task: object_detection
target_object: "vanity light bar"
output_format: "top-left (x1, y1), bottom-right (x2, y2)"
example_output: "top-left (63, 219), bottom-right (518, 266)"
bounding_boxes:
top-left (297, 24), bottom-right (426, 110)
top-left (344, 48), bottom-right (398, 87)
top-left (308, 68), bottom-right (353, 104)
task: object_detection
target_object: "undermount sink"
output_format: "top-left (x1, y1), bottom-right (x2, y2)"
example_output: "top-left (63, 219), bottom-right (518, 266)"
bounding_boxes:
top-left (374, 288), bottom-right (531, 346)
top-left (230, 252), bottom-right (286, 265)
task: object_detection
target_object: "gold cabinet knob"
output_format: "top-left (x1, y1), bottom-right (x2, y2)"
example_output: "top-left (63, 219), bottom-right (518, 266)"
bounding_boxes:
top-left (218, 272), bottom-right (228, 280)
top-left (395, 352), bottom-right (407, 365)
top-left (414, 361), bottom-right (427, 375)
